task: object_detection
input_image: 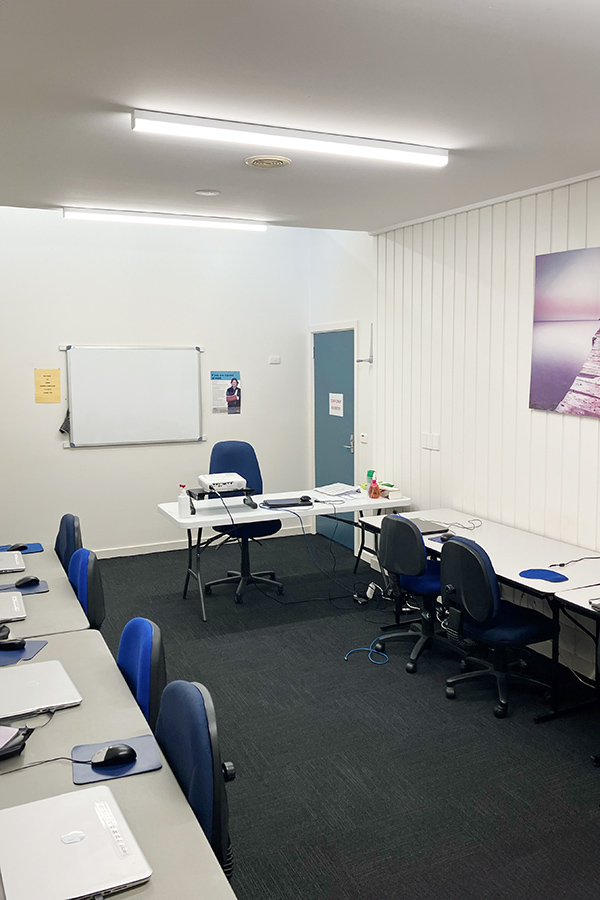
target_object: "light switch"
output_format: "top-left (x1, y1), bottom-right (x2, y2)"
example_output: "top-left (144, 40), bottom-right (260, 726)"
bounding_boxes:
top-left (269, 355), bottom-right (281, 365)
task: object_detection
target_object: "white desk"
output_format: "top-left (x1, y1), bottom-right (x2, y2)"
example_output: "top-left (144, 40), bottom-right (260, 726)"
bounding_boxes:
top-left (0, 548), bottom-right (89, 638)
top-left (158, 489), bottom-right (410, 621)
top-left (364, 508), bottom-right (600, 720)
top-left (0, 630), bottom-right (237, 900)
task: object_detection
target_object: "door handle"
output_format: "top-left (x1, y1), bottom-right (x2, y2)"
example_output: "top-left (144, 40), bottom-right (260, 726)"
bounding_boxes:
top-left (343, 434), bottom-right (354, 453)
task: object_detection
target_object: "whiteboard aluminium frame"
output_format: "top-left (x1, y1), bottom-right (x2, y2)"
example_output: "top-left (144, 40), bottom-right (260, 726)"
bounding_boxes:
top-left (62, 344), bottom-right (205, 448)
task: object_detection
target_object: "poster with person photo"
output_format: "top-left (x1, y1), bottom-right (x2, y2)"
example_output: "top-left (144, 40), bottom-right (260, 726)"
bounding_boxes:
top-left (211, 371), bottom-right (241, 414)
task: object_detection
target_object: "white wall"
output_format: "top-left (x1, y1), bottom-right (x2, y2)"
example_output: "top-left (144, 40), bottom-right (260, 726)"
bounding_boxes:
top-left (0, 208), bottom-right (376, 558)
top-left (0, 208), bottom-right (315, 554)
top-left (375, 176), bottom-right (600, 675)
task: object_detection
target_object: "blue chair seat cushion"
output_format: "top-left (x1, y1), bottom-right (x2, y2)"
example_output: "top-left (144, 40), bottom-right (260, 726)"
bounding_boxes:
top-left (464, 601), bottom-right (554, 646)
top-left (213, 520), bottom-right (281, 541)
top-left (399, 557), bottom-right (441, 597)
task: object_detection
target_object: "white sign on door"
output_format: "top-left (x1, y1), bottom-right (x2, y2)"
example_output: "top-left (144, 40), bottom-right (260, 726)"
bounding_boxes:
top-left (329, 393), bottom-right (343, 417)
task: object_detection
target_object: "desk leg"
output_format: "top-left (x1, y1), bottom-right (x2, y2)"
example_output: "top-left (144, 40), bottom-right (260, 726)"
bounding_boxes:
top-left (182, 528), bottom-right (207, 622)
top-left (534, 597), bottom-right (596, 724)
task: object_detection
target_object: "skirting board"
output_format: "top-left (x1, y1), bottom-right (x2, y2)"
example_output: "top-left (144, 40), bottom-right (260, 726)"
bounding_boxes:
top-left (95, 521), bottom-right (306, 559)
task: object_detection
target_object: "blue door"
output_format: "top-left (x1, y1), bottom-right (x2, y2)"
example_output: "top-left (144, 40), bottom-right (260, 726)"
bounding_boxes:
top-left (314, 329), bottom-right (355, 549)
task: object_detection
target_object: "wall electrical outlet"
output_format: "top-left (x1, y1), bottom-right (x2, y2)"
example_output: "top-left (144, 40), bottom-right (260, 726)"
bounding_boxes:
top-left (268, 355), bottom-right (281, 365)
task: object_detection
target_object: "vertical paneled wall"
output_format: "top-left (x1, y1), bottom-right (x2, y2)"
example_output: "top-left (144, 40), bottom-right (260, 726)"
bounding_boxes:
top-left (375, 176), bottom-right (600, 674)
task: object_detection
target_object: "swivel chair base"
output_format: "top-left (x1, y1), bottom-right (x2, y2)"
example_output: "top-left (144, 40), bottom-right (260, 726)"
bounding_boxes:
top-left (374, 595), bottom-right (465, 673)
top-left (205, 569), bottom-right (283, 603)
top-left (445, 647), bottom-right (550, 718)
top-left (204, 536), bottom-right (283, 603)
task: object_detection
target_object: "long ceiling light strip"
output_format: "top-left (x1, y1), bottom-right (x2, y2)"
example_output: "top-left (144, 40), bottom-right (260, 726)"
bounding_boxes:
top-left (132, 109), bottom-right (449, 168)
top-left (63, 208), bottom-right (268, 232)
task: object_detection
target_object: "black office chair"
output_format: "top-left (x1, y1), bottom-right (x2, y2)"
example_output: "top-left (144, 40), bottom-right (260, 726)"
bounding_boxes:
top-left (441, 536), bottom-right (554, 718)
top-left (55, 513), bottom-right (82, 573)
top-left (67, 547), bottom-right (105, 630)
top-left (373, 515), bottom-right (463, 673)
top-left (155, 680), bottom-right (235, 879)
top-left (204, 441), bottom-right (283, 602)
top-left (117, 617), bottom-right (167, 731)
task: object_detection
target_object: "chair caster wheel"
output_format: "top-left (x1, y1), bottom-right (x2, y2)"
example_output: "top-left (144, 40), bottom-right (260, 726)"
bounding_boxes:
top-left (204, 585), bottom-right (212, 595)
top-left (459, 659), bottom-right (470, 673)
top-left (373, 641), bottom-right (385, 653)
top-left (445, 686), bottom-right (455, 699)
top-left (277, 586), bottom-right (284, 595)
top-left (494, 704), bottom-right (508, 718)
top-left (406, 661), bottom-right (417, 674)
top-left (234, 596), bottom-right (243, 604)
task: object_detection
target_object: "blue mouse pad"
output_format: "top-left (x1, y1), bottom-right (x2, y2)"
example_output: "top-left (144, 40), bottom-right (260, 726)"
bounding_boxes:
top-left (0, 544), bottom-right (43, 554)
top-left (0, 580), bottom-right (49, 595)
top-left (0, 640), bottom-right (48, 667)
top-left (519, 568), bottom-right (568, 583)
top-left (71, 734), bottom-right (162, 784)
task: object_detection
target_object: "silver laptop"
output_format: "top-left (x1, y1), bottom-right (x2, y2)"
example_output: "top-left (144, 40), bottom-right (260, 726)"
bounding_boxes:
top-left (0, 660), bottom-right (82, 719)
top-left (0, 552), bottom-right (25, 574)
top-left (0, 785), bottom-right (152, 900)
top-left (0, 592), bottom-right (25, 624)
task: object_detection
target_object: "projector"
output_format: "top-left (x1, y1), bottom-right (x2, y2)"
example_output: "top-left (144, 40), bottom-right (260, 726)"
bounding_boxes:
top-left (198, 472), bottom-right (247, 493)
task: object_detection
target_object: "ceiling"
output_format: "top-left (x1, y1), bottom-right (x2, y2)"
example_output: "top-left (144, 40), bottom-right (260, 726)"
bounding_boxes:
top-left (2, 0), bottom-right (600, 233)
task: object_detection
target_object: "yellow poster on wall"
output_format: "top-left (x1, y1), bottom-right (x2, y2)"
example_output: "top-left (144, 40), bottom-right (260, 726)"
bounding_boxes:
top-left (34, 368), bottom-right (61, 403)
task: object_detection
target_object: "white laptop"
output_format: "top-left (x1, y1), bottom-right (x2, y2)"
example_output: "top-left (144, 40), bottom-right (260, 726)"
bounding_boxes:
top-left (0, 592), bottom-right (25, 624)
top-left (0, 660), bottom-right (82, 719)
top-left (0, 785), bottom-right (152, 900)
top-left (0, 552), bottom-right (25, 574)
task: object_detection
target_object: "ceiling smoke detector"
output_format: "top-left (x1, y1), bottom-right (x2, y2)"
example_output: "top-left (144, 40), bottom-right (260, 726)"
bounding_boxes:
top-left (245, 156), bottom-right (291, 168)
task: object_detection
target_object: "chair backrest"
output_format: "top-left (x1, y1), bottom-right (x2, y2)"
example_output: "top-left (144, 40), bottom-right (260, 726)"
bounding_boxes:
top-left (117, 617), bottom-right (167, 731)
top-left (440, 537), bottom-right (502, 624)
top-left (210, 441), bottom-right (263, 494)
top-left (67, 547), bottom-right (106, 630)
top-left (379, 515), bottom-right (427, 578)
top-left (155, 680), bottom-right (234, 877)
top-left (54, 513), bottom-right (82, 573)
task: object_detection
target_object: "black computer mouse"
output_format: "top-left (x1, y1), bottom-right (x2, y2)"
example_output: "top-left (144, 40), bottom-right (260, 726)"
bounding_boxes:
top-left (15, 575), bottom-right (40, 588)
top-left (7, 543), bottom-right (27, 552)
top-left (300, 495), bottom-right (312, 503)
top-left (440, 533), bottom-right (454, 543)
top-left (90, 743), bottom-right (137, 768)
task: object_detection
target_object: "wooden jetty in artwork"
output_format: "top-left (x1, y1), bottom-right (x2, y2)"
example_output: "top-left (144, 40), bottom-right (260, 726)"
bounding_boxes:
top-left (555, 325), bottom-right (600, 417)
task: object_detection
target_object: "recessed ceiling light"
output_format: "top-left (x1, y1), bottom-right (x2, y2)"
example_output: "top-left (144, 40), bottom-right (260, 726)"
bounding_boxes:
top-left (63, 208), bottom-right (267, 232)
top-left (132, 109), bottom-right (449, 167)
top-left (195, 189), bottom-right (221, 196)
top-left (245, 156), bottom-right (291, 168)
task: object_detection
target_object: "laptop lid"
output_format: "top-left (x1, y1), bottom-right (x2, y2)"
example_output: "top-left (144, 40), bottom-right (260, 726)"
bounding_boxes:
top-left (408, 518), bottom-right (449, 535)
top-left (0, 786), bottom-right (152, 900)
top-left (0, 592), bottom-right (26, 624)
top-left (0, 552), bottom-right (25, 574)
top-left (0, 660), bottom-right (82, 719)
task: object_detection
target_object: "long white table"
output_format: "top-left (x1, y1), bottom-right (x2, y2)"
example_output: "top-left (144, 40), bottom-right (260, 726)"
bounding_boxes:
top-left (159, 489), bottom-right (410, 620)
top-left (0, 547), bottom-right (89, 638)
top-left (0, 630), bottom-right (237, 900)
top-left (362, 509), bottom-right (600, 721)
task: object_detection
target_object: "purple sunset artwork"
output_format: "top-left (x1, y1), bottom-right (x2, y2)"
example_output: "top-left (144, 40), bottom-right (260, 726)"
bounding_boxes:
top-left (530, 247), bottom-right (600, 417)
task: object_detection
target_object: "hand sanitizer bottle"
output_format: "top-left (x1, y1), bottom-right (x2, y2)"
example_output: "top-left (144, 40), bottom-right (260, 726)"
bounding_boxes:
top-left (178, 484), bottom-right (189, 518)
top-left (368, 474), bottom-right (381, 500)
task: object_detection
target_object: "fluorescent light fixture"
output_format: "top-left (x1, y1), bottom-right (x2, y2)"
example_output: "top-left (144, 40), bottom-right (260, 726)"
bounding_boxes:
top-left (63, 208), bottom-right (267, 231)
top-left (132, 109), bottom-right (449, 168)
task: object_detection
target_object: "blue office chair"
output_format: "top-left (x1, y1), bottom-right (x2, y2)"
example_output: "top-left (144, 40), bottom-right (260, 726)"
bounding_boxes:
top-left (155, 680), bottom-right (235, 878)
top-left (204, 441), bottom-right (283, 602)
top-left (55, 513), bottom-right (82, 573)
top-left (441, 536), bottom-right (554, 718)
top-left (117, 617), bottom-right (167, 731)
top-left (67, 547), bottom-right (105, 630)
top-left (373, 515), bottom-right (464, 673)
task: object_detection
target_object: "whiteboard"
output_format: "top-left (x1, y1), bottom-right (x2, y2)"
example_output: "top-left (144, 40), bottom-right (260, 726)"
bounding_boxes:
top-left (66, 346), bottom-right (202, 447)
